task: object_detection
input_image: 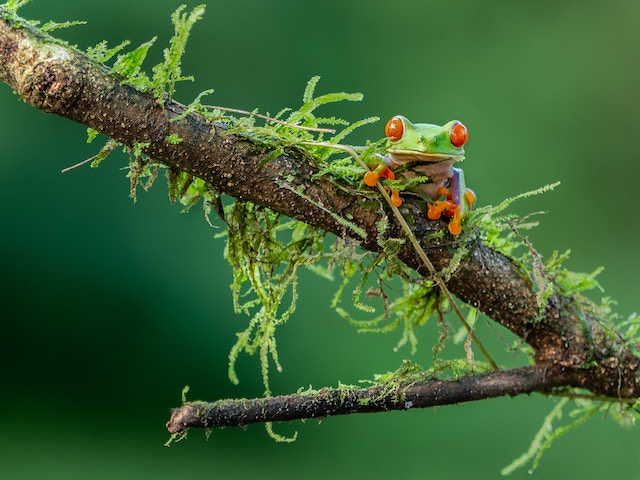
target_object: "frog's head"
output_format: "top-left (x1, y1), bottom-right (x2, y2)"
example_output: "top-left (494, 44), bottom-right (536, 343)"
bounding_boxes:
top-left (384, 115), bottom-right (468, 164)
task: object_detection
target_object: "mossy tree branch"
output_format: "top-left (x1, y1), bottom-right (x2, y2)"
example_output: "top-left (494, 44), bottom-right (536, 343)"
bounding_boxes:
top-left (1, 9), bottom-right (638, 434)
top-left (166, 365), bottom-right (572, 432)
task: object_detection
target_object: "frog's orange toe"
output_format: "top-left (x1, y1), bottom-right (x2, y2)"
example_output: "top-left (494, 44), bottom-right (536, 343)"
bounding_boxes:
top-left (390, 190), bottom-right (402, 207)
top-left (427, 206), bottom-right (442, 220)
top-left (364, 171), bottom-right (379, 187)
top-left (448, 220), bottom-right (462, 236)
top-left (464, 189), bottom-right (476, 209)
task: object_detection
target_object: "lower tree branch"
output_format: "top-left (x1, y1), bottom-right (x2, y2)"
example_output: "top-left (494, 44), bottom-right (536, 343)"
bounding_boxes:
top-left (166, 365), bottom-right (572, 432)
top-left (1, 9), bottom-right (638, 435)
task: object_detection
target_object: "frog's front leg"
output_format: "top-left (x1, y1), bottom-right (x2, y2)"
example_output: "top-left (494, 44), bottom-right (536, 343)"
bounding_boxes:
top-left (363, 162), bottom-right (395, 186)
top-left (427, 167), bottom-right (475, 235)
top-left (363, 161), bottom-right (403, 207)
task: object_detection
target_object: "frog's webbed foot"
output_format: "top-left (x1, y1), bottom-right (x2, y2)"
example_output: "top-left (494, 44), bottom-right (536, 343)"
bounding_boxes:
top-left (428, 200), bottom-right (462, 235)
top-left (364, 163), bottom-right (395, 186)
top-left (427, 186), bottom-right (470, 236)
top-left (428, 199), bottom-right (461, 234)
top-left (364, 164), bottom-right (402, 207)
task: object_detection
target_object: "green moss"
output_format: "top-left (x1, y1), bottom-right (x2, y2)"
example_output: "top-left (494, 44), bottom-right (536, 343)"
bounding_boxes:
top-left (222, 202), bottom-right (327, 395)
top-left (86, 40), bottom-right (131, 64)
top-left (151, 5), bottom-right (204, 99)
top-left (2, 0), bottom-right (31, 16)
top-left (40, 19), bottom-right (86, 32)
top-left (164, 133), bottom-right (183, 144)
top-left (111, 37), bottom-right (156, 87)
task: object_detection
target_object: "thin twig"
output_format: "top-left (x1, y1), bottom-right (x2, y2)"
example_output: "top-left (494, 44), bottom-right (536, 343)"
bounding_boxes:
top-left (61, 153), bottom-right (100, 173)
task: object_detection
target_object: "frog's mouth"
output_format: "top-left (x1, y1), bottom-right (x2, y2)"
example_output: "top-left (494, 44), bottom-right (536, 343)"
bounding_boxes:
top-left (387, 150), bottom-right (465, 165)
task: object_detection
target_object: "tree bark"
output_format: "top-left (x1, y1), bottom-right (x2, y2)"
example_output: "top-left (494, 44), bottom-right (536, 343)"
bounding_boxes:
top-left (0, 9), bottom-right (637, 434)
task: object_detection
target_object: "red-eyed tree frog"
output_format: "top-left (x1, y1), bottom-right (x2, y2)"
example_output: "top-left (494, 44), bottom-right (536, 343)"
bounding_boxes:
top-left (364, 115), bottom-right (475, 235)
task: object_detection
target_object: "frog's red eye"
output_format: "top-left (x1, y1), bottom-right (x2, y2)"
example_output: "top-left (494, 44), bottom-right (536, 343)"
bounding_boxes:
top-left (385, 116), bottom-right (405, 142)
top-left (450, 122), bottom-right (468, 148)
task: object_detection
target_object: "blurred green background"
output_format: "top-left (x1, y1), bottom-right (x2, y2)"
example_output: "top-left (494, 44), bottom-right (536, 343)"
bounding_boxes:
top-left (2, 1), bottom-right (639, 478)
